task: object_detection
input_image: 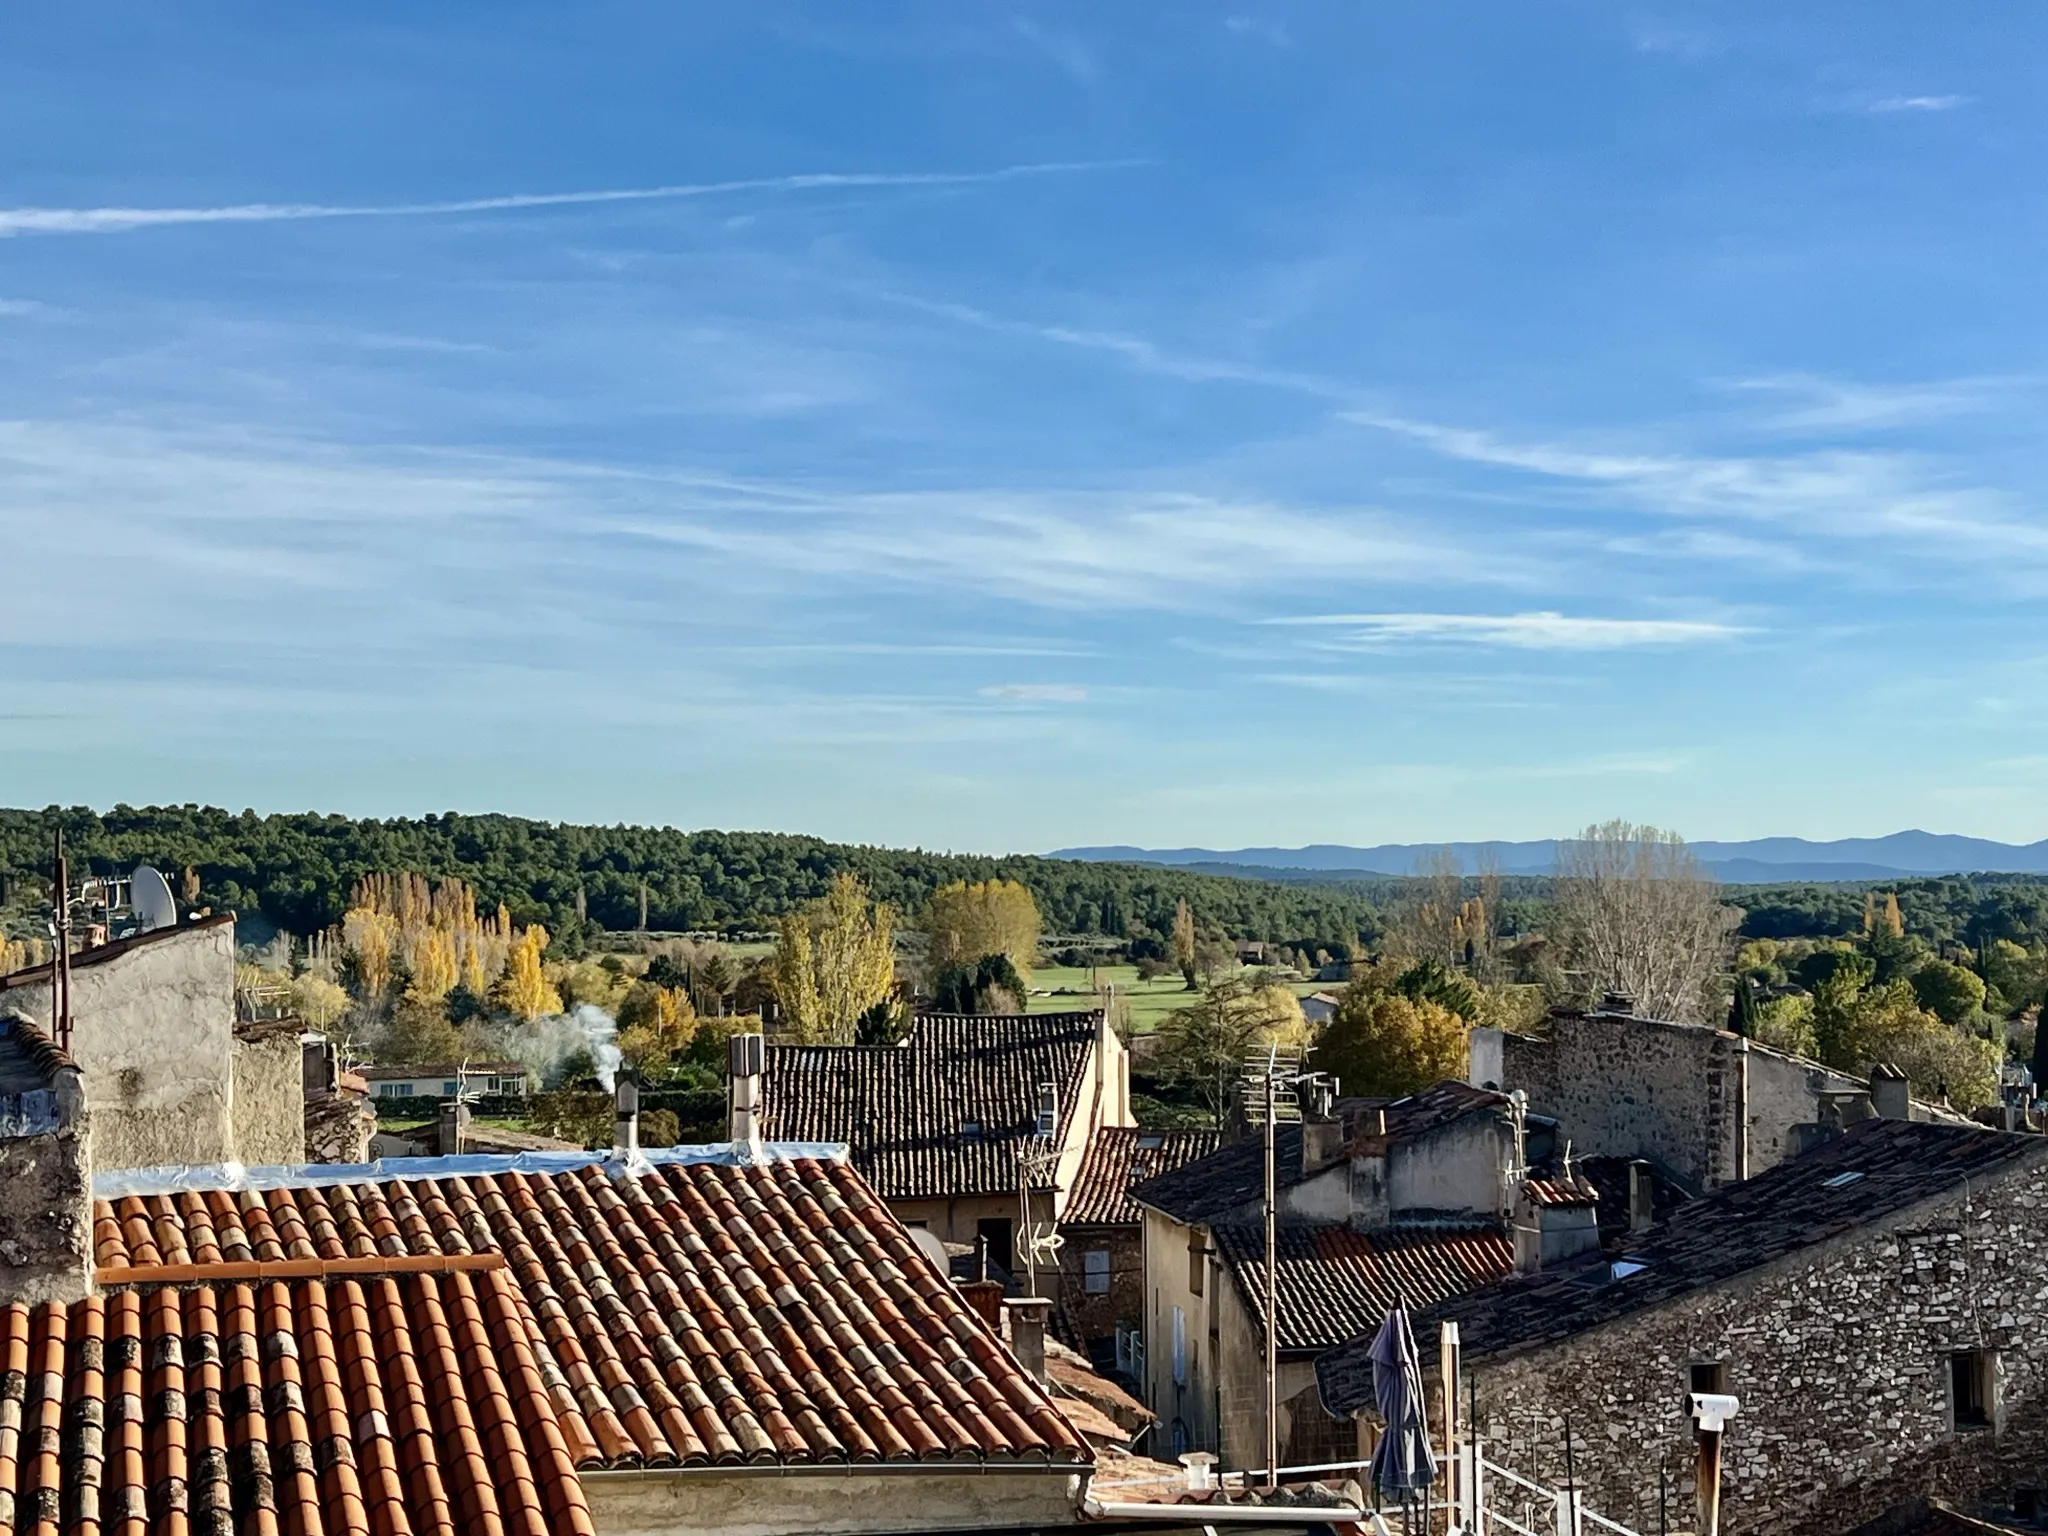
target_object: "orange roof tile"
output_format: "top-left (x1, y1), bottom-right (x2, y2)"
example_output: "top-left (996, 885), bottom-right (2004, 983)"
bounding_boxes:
top-left (89, 1149), bottom-right (1091, 1481)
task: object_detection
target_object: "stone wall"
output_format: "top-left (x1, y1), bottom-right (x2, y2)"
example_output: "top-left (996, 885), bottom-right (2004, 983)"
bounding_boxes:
top-left (582, 1467), bottom-right (1085, 1536)
top-left (231, 1023), bottom-right (307, 1166)
top-left (1481, 1011), bottom-right (1866, 1191)
top-left (1056, 1222), bottom-right (1141, 1356)
top-left (1465, 1161), bottom-right (2048, 1536)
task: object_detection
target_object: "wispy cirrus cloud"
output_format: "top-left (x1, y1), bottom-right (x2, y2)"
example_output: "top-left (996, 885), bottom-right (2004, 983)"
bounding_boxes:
top-left (1866, 94), bottom-right (1972, 113)
top-left (0, 160), bottom-right (1136, 238)
top-left (980, 683), bottom-right (1089, 702)
top-left (1265, 611), bottom-right (1744, 649)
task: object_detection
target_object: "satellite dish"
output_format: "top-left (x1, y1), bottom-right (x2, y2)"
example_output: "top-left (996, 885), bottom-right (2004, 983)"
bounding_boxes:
top-left (132, 866), bottom-right (177, 933)
top-left (905, 1225), bottom-right (952, 1276)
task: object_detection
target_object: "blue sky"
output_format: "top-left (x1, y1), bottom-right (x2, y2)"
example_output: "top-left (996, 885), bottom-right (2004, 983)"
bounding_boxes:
top-left (3, 3), bottom-right (2046, 852)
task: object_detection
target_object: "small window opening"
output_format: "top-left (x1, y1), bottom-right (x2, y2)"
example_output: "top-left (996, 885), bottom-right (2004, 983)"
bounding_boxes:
top-left (1084, 1249), bottom-right (1111, 1294)
top-left (1690, 1361), bottom-right (1726, 1397)
top-left (959, 1119), bottom-right (982, 1141)
top-left (1953, 1349), bottom-right (1996, 1430)
top-left (1188, 1236), bottom-right (1205, 1297)
top-left (1137, 1132), bottom-right (1166, 1150)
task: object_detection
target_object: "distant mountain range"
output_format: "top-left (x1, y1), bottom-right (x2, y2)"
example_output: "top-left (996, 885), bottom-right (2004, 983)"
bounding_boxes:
top-left (1050, 832), bottom-right (2048, 885)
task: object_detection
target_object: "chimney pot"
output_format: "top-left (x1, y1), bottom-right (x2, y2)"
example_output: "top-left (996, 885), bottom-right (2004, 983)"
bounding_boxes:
top-left (614, 1077), bottom-right (640, 1157)
top-left (1869, 1063), bottom-right (1911, 1121)
top-left (1628, 1159), bottom-right (1655, 1235)
top-left (1003, 1295), bottom-right (1052, 1385)
top-left (436, 1099), bottom-right (470, 1157)
top-left (728, 1032), bottom-right (765, 1146)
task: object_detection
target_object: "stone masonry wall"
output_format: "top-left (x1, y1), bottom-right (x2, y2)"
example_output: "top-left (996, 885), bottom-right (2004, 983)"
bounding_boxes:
top-left (231, 1026), bottom-right (307, 1166)
top-left (1466, 1164), bottom-right (2048, 1536)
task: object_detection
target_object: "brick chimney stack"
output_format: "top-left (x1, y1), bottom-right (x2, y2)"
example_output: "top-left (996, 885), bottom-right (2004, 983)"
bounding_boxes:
top-left (1004, 1295), bottom-right (1051, 1385)
top-left (0, 1011), bottom-right (92, 1306)
top-left (1628, 1159), bottom-right (1655, 1235)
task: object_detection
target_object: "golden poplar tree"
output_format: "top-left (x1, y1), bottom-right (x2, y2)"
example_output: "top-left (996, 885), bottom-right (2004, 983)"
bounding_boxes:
top-left (772, 873), bottom-right (894, 1043)
top-left (1171, 898), bottom-right (1199, 990)
top-left (922, 880), bottom-right (1042, 978)
top-left (496, 925), bottom-right (564, 1021)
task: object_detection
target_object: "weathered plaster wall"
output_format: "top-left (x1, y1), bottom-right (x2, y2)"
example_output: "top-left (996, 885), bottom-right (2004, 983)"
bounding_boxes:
top-left (1390, 1114), bottom-right (1512, 1217)
top-left (1467, 1162), bottom-right (2048, 1536)
top-left (231, 1025), bottom-right (306, 1166)
top-left (582, 1468), bottom-right (1085, 1536)
top-left (3, 922), bottom-right (237, 1170)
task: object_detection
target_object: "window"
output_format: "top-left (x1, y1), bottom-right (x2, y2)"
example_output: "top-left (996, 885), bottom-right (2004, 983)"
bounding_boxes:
top-left (960, 1119), bottom-right (982, 1141)
top-left (1953, 1349), bottom-right (1997, 1430)
top-left (1084, 1249), bottom-right (1111, 1294)
top-left (376, 1083), bottom-right (405, 1098)
top-left (442, 1081), bottom-right (459, 1097)
top-left (1137, 1132), bottom-right (1166, 1151)
top-left (1188, 1236), bottom-right (1205, 1297)
top-left (1690, 1361), bottom-right (1726, 1397)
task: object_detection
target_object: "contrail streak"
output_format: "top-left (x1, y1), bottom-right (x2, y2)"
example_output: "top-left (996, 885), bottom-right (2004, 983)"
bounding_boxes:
top-left (0, 160), bottom-right (1138, 237)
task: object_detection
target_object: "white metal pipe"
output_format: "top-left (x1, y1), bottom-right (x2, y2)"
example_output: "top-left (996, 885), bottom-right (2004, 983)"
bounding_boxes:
top-left (1083, 1498), bottom-right (1367, 1524)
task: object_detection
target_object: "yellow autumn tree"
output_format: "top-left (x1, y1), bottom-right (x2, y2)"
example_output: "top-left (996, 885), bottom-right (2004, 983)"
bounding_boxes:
top-left (773, 873), bottom-right (894, 1043)
top-left (617, 982), bottom-right (698, 1080)
top-left (495, 925), bottom-right (564, 1022)
top-left (405, 928), bottom-right (458, 1007)
top-left (0, 936), bottom-right (49, 977)
top-left (1316, 987), bottom-right (1469, 1098)
top-left (922, 880), bottom-right (1042, 979)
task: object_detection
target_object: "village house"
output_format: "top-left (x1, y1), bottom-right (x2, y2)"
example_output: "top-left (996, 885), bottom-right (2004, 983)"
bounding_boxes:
top-left (1316, 1115), bottom-right (2048, 1536)
top-left (1056, 1124), bottom-right (1219, 1374)
top-left (1471, 992), bottom-right (1959, 1192)
top-left (358, 1058), bottom-right (531, 1100)
top-left (0, 913), bottom-right (307, 1170)
top-left (1130, 1081), bottom-right (1529, 1469)
top-left (758, 1009), bottom-right (1133, 1284)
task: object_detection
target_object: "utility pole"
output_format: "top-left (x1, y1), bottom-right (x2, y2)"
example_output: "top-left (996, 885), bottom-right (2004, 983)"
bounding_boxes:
top-left (1263, 1065), bottom-right (1278, 1492)
top-left (51, 828), bottom-right (73, 1054)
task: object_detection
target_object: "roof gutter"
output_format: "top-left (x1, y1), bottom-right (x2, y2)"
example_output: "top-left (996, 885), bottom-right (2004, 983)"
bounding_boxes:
top-left (581, 1460), bottom-right (1091, 1481)
top-left (1083, 1496), bottom-right (1367, 1524)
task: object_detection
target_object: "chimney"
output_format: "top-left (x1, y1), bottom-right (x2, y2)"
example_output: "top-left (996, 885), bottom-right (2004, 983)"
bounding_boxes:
top-left (1628, 1160), bottom-right (1655, 1235)
top-left (957, 1278), bottom-right (1004, 1329)
top-left (1004, 1295), bottom-right (1051, 1384)
top-left (614, 1077), bottom-right (640, 1157)
top-left (1468, 1026), bottom-right (1505, 1091)
top-left (1513, 1217), bottom-right (1543, 1274)
top-left (1869, 1063), bottom-right (1911, 1121)
top-left (436, 1098), bottom-right (470, 1156)
top-left (1599, 991), bottom-right (1636, 1016)
top-left (0, 1012), bottom-right (92, 1306)
top-left (1300, 1079), bottom-right (1344, 1176)
top-left (729, 1032), bottom-right (765, 1146)
top-left (302, 1034), bottom-right (338, 1098)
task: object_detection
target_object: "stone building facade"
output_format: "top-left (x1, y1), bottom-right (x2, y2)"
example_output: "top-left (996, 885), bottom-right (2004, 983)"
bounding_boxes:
top-left (1472, 1000), bottom-right (1944, 1192)
top-left (1318, 1118), bottom-right (2048, 1536)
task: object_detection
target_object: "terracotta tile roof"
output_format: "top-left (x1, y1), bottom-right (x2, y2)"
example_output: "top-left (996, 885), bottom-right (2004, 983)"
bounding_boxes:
top-left (1211, 1223), bottom-right (1515, 1353)
top-left (91, 1148), bottom-right (1091, 1474)
top-left (1522, 1174), bottom-right (1599, 1207)
top-left (1062, 1126), bottom-right (1220, 1227)
top-left (1318, 1118), bottom-right (2048, 1413)
top-left (0, 1263), bottom-right (596, 1536)
top-left (760, 1012), bottom-right (1103, 1200)
top-left (1131, 1080), bottom-right (1507, 1226)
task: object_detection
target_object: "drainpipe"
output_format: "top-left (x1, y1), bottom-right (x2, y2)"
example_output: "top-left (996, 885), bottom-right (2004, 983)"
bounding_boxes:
top-left (1733, 1039), bottom-right (1750, 1182)
top-left (1690, 1393), bottom-right (1740, 1536)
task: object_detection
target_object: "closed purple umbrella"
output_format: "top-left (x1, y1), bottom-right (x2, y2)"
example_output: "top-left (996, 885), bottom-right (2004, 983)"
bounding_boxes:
top-left (1368, 1302), bottom-right (1439, 1498)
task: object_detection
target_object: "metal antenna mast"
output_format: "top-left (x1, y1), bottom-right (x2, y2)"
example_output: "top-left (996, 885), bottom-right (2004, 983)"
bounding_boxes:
top-left (1240, 1045), bottom-right (1329, 1491)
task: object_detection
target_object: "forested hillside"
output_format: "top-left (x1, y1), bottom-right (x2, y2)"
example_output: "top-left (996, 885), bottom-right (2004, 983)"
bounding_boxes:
top-left (0, 805), bottom-right (1378, 952)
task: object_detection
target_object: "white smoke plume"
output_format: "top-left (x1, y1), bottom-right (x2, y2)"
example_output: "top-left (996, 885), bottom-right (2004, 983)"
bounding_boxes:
top-left (508, 1003), bottom-right (623, 1091)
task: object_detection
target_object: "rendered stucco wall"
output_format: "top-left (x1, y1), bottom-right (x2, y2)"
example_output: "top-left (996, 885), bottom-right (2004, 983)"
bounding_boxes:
top-left (3, 922), bottom-right (238, 1170)
top-left (231, 1027), bottom-right (307, 1166)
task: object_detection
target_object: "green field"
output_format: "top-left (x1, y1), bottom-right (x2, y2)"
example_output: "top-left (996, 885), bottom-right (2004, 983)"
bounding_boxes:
top-left (1026, 963), bottom-right (1330, 1035)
